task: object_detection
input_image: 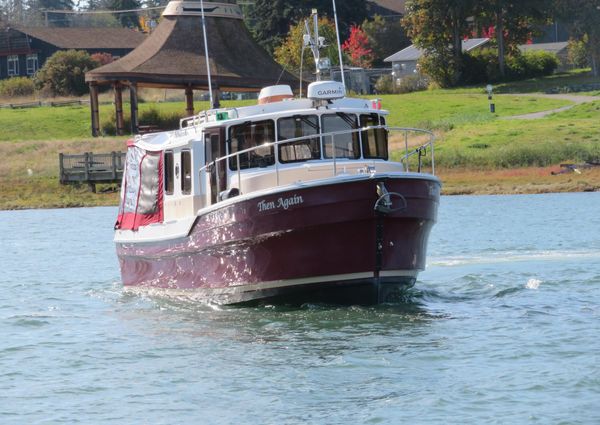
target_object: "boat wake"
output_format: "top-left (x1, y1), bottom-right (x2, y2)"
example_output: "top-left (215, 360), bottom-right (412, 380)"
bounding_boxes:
top-left (428, 249), bottom-right (600, 267)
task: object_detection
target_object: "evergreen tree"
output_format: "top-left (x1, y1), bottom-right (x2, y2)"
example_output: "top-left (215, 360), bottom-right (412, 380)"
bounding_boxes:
top-left (100, 0), bottom-right (141, 28)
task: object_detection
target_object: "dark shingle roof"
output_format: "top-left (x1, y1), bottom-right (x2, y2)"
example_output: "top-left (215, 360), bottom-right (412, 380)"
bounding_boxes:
top-left (86, 11), bottom-right (297, 91)
top-left (16, 26), bottom-right (146, 49)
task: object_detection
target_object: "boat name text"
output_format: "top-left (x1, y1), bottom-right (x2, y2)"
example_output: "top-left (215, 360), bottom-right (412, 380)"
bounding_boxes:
top-left (258, 194), bottom-right (304, 212)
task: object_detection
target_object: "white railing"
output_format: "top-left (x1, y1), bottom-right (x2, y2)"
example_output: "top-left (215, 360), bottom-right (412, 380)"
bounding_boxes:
top-left (197, 126), bottom-right (436, 199)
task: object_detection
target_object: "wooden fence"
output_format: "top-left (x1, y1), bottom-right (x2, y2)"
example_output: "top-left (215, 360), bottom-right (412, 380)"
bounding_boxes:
top-left (59, 151), bottom-right (126, 192)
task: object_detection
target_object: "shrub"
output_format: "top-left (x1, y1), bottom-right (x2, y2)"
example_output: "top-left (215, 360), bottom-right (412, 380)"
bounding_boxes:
top-left (0, 77), bottom-right (35, 97)
top-left (396, 75), bottom-right (429, 93)
top-left (418, 51), bottom-right (461, 88)
top-left (374, 74), bottom-right (395, 94)
top-left (90, 52), bottom-right (114, 66)
top-left (34, 50), bottom-right (100, 96)
top-left (506, 51), bottom-right (558, 80)
top-left (461, 49), bottom-right (558, 85)
top-left (567, 36), bottom-right (589, 69)
top-left (461, 49), bottom-right (500, 85)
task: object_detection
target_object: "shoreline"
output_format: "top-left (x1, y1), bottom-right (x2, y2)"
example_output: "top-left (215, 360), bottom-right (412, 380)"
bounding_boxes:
top-left (2, 166), bottom-right (598, 211)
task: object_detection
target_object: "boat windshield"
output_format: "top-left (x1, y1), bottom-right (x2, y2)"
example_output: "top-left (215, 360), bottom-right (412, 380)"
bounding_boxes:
top-left (321, 113), bottom-right (360, 159)
top-left (277, 115), bottom-right (321, 163)
top-left (360, 114), bottom-right (388, 160)
top-left (228, 120), bottom-right (275, 170)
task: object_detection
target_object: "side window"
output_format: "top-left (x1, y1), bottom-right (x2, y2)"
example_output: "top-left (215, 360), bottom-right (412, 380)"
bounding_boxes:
top-left (228, 120), bottom-right (275, 170)
top-left (164, 151), bottom-right (174, 195)
top-left (181, 150), bottom-right (192, 194)
top-left (360, 114), bottom-right (388, 160)
top-left (277, 115), bottom-right (321, 163)
top-left (321, 113), bottom-right (360, 159)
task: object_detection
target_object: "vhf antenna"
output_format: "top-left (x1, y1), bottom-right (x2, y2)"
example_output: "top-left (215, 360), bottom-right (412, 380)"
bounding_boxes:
top-left (303, 9), bottom-right (326, 82)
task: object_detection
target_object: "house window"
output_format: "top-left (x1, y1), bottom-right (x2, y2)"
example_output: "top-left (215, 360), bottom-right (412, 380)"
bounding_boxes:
top-left (8, 55), bottom-right (19, 76)
top-left (26, 54), bottom-right (38, 75)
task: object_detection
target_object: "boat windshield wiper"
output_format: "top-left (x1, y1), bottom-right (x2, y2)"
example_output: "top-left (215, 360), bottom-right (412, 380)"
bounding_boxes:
top-left (336, 112), bottom-right (357, 128)
top-left (293, 115), bottom-right (319, 131)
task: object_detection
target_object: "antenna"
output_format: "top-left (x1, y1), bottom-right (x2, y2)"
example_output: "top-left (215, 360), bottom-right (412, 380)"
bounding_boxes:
top-left (303, 9), bottom-right (327, 82)
top-left (332, 0), bottom-right (346, 89)
top-left (200, 0), bottom-right (216, 109)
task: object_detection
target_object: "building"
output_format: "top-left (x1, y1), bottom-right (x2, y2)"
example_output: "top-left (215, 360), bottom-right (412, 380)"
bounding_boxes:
top-left (384, 38), bottom-right (490, 81)
top-left (0, 26), bottom-right (146, 80)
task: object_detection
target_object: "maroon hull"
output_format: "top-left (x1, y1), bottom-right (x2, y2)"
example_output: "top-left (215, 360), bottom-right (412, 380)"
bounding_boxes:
top-left (117, 175), bottom-right (440, 304)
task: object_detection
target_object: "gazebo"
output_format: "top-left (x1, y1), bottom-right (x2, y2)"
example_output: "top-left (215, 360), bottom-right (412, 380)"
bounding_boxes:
top-left (85, 1), bottom-right (298, 136)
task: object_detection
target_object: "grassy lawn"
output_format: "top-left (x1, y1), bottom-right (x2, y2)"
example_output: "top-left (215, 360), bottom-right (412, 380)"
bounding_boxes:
top-left (434, 100), bottom-right (600, 168)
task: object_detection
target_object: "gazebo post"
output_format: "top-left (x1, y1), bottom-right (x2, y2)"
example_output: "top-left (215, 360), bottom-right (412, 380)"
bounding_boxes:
top-left (185, 85), bottom-right (194, 116)
top-left (212, 88), bottom-right (220, 109)
top-left (114, 82), bottom-right (125, 135)
top-left (129, 82), bottom-right (139, 134)
top-left (89, 82), bottom-right (100, 137)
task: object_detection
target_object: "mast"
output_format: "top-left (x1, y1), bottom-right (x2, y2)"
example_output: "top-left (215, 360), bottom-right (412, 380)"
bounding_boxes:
top-left (332, 0), bottom-right (346, 89)
top-left (200, 0), bottom-right (216, 109)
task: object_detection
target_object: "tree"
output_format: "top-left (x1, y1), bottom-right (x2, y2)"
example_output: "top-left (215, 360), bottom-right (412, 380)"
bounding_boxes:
top-left (342, 25), bottom-right (374, 68)
top-left (247, 0), bottom-right (368, 54)
top-left (402, 0), bottom-right (475, 86)
top-left (274, 16), bottom-right (340, 76)
top-left (34, 50), bottom-right (99, 96)
top-left (100, 0), bottom-right (141, 29)
top-left (474, 1), bottom-right (552, 77)
top-left (554, 0), bottom-right (600, 76)
top-left (24, 0), bottom-right (75, 26)
top-left (361, 15), bottom-right (410, 67)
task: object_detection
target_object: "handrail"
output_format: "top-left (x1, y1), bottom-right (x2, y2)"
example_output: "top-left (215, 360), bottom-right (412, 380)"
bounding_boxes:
top-left (197, 126), bottom-right (436, 197)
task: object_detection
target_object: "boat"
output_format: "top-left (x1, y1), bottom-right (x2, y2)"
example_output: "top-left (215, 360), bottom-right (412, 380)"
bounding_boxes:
top-left (113, 6), bottom-right (440, 305)
top-left (114, 80), bottom-right (441, 305)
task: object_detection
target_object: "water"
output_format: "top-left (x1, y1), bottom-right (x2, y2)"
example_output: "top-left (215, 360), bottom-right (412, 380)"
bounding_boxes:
top-left (1, 193), bottom-right (599, 424)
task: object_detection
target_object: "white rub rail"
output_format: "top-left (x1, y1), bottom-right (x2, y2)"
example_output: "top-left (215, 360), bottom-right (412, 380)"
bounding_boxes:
top-left (197, 126), bottom-right (436, 198)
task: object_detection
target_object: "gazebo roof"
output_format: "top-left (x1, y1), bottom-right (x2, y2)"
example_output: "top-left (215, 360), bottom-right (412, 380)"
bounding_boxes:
top-left (85, 1), bottom-right (298, 91)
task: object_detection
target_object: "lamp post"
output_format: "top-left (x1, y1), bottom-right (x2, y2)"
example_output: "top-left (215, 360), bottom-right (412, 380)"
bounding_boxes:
top-left (486, 84), bottom-right (495, 113)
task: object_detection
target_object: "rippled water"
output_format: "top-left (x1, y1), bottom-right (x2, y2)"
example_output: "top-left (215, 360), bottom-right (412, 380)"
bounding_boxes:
top-left (1, 193), bottom-right (599, 424)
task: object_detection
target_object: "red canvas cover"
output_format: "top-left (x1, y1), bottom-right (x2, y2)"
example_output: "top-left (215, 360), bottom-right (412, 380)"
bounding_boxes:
top-left (115, 145), bottom-right (164, 231)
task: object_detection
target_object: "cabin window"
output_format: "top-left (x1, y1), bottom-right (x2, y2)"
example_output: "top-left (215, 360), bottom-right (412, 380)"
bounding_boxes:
top-left (228, 120), bottom-right (275, 170)
top-left (321, 113), bottom-right (360, 159)
top-left (360, 114), bottom-right (388, 160)
top-left (26, 54), bottom-right (38, 75)
top-left (277, 115), bottom-right (321, 163)
top-left (7, 55), bottom-right (18, 77)
top-left (181, 150), bottom-right (192, 194)
top-left (164, 151), bottom-right (174, 195)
